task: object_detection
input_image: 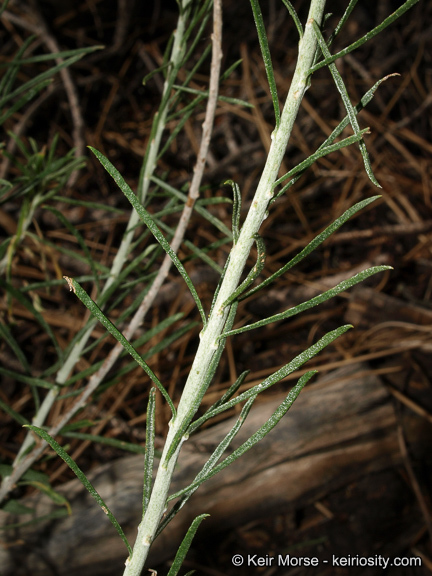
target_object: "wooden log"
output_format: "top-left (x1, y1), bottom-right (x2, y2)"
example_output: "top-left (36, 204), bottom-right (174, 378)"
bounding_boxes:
top-left (0, 363), bottom-right (400, 576)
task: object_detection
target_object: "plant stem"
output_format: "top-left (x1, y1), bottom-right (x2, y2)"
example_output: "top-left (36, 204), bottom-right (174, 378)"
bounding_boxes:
top-left (123, 1), bottom-right (326, 574)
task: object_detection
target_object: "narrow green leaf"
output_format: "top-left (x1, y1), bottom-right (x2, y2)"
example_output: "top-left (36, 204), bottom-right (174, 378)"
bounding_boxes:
top-left (61, 432), bottom-right (151, 456)
top-left (222, 234), bottom-right (266, 308)
top-left (0, 45), bottom-right (104, 68)
top-left (52, 196), bottom-right (122, 214)
top-left (142, 62), bottom-right (170, 85)
top-left (45, 206), bottom-right (100, 291)
top-left (143, 388), bottom-right (156, 516)
top-left (0, 464), bottom-right (49, 485)
top-left (19, 480), bottom-right (71, 513)
top-left (89, 148), bottom-right (207, 326)
top-left (272, 76), bottom-right (398, 200)
top-left (327, 0), bottom-right (358, 45)
top-left (183, 239), bottom-right (223, 274)
top-left (192, 325), bottom-right (352, 428)
top-left (166, 514), bottom-right (209, 576)
top-left (0, 396), bottom-right (29, 426)
top-left (0, 366), bottom-right (55, 390)
top-left (224, 180), bottom-right (241, 244)
top-left (0, 49), bottom-right (102, 110)
top-left (161, 96), bottom-right (206, 157)
top-left (221, 58), bottom-right (243, 81)
top-left (249, 0), bottom-right (280, 128)
top-left (190, 369), bottom-right (250, 434)
top-left (1, 500), bottom-right (34, 515)
top-left (227, 266), bottom-right (391, 337)
top-left (63, 277), bottom-right (176, 417)
top-left (281, 0), bottom-right (303, 38)
top-left (171, 84), bottom-right (253, 108)
top-left (0, 508), bottom-right (68, 530)
top-left (310, 0), bottom-right (420, 74)
top-left (159, 396), bottom-right (256, 535)
top-left (243, 196), bottom-right (380, 299)
top-left (0, 35), bottom-right (34, 100)
top-left (0, 322), bottom-right (30, 373)
top-left (169, 395), bottom-right (256, 504)
top-left (0, 278), bottom-right (63, 362)
top-left (24, 425), bottom-right (132, 556)
top-left (312, 22), bottom-right (380, 188)
top-left (151, 175), bottom-right (232, 238)
top-left (170, 371), bottom-right (316, 499)
top-left (0, 80), bottom-right (52, 125)
top-left (273, 128), bottom-right (369, 191)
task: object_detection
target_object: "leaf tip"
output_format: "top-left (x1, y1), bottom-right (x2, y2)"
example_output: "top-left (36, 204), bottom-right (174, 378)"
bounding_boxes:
top-left (63, 276), bottom-right (76, 294)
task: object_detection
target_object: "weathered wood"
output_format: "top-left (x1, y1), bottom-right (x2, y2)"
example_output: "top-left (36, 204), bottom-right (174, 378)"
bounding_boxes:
top-left (0, 364), bottom-right (400, 576)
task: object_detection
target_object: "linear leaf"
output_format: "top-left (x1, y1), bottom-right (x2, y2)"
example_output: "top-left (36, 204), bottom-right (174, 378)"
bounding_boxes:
top-left (171, 84), bottom-right (253, 108)
top-left (152, 175), bottom-right (232, 238)
top-left (169, 395), bottom-right (256, 504)
top-left (272, 76), bottom-right (398, 201)
top-left (0, 367), bottom-right (55, 390)
top-left (63, 277), bottom-right (176, 416)
top-left (0, 45), bottom-right (104, 68)
top-left (166, 514), bottom-right (209, 576)
top-left (189, 369), bottom-right (250, 434)
top-left (52, 196), bottom-right (123, 214)
top-left (192, 325), bottom-right (352, 429)
top-left (61, 432), bottom-right (152, 456)
top-left (328, 0), bottom-right (358, 45)
top-left (0, 48), bottom-right (102, 110)
top-left (310, 0), bottom-right (420, 74)
top-left (243, 196), bottom-right (380, 299)
top-left (89, 148), bottom-right (207, 326)
top-left (273, 128), bottom-right (369, 191)
top-left (0, 322), bottom-right (30, 373)
top-left (183, 239), bottom-right (223, 274)
top-left (0, 396), bottom-right (29, 426)
top-left (312, 22), bottom-right (380, 187)
top-left (170, 371), bottom-right (316, 499)
top-left (24, 425), bottom-right (132, 556)
top-left (45, 206), bottom-right (100, 290)
top-left (159, 397), bottom-right (256, 535)
top-left (249, 0), bottom-right (280, 127)
top-left (226, 266), bottom-right (391, 337)
top-left (143, 388), bottom-right (156, 516)
top-left (222, 234), bottom-right (266, 307)
top-left (224, 180), bottom-right (241, 244)
top-left (0, 278), bottom-right (63, 361)
top-left (281, 0), bottom-right (303, 38)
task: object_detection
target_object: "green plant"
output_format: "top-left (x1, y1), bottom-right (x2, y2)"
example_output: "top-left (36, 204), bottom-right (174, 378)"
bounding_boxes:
top-left (0, 0), bottom-right (419, 574)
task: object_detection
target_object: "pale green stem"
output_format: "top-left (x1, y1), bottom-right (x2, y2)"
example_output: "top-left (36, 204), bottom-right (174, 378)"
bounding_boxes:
top-left (123, 2), bottom-right (326, 574)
